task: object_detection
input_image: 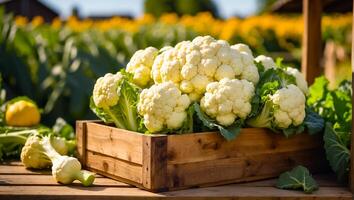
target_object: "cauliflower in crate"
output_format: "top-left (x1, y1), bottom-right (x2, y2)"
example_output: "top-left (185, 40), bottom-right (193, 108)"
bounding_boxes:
top-left (200, 78), bottom-right (255, 126)
top-left (137, 82), bottom-right (192, 133)
top-left (126, 47), bottom-right (158, 88)
top-left (151, 36), bottom-right (259, 101)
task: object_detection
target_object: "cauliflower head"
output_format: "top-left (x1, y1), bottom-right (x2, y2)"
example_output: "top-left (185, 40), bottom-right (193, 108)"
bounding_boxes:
top-left (151, 36), bottom-right (259, 101)
top-left (92, 72), bottom-right (123, 108)
top-left (126, 47), bottom-right (158, 87)
top-left (137, 82), bottom-right (191, 133)
top-left (285, 67), bottom-right (309, 95)
top-left (271, 84), bottom-right (306, 128)
top-left (200, 78), bottom-right (255, 126)
top-left (21, 135), bottom-right (51, 169)
top-left (255, 55), bottom-right (276, 71)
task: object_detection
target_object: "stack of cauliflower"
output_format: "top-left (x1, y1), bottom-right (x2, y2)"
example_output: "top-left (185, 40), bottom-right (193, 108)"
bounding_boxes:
top-left (91, 35), bottom-right (314, 138)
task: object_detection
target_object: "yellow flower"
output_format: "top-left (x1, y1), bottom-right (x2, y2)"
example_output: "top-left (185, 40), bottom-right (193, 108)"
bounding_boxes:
top-left (31, 16), bottom-right (44, 27)
top-left (15, 16), bottom-right (28, 27)
top-left (51, 17), bottom-right (62, 29)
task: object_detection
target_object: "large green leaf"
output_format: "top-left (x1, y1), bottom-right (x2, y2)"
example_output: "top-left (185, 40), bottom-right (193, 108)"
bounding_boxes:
top-left (323, 122), bottom-right (350, 182)
top-left (193, 103), bottom-right (242, 141)
top-left (276, 165), bottom-right (318, 194)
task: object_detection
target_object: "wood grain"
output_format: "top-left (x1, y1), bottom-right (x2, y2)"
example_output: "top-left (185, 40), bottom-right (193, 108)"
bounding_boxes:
top-left (76, 121), bottom-right (87, 166)
top-left (0, 175), bottom-right (129, 187)
top-left (85, 151), bottom-right (143, 184)
top-left (167, 129), bottom-right (322, 165)
top-left (85, 122), bottom-right (143, 165)
top-left (167, 148), bottom-right (327, 188)
top-left (142, 135), bottom-right (168, 191)
top-left (0, 185), bottom-right (351, 200)
top-left (301, 0), bottom-right (322, 84)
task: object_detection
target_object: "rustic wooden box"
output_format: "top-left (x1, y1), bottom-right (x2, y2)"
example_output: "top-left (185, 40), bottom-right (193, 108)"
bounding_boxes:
top-left (76, 120), bottom-right (328, 192)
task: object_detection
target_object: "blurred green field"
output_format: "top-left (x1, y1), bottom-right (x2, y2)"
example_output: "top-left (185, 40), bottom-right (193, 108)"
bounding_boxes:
top-left (0, 9), bottom-right (351, 125)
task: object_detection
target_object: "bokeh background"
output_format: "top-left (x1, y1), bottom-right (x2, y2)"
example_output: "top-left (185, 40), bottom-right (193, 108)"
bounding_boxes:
top-left (0, 0), bottom-right (352, 125)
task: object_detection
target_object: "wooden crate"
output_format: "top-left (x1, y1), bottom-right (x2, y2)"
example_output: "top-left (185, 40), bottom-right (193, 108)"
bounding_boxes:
top-left (76, 120), bottom-right (328, 192)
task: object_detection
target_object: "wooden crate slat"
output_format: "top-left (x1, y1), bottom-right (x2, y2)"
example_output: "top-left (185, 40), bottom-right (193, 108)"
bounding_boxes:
top-left (0, 175), bottom-right (129, 187)
top-left (85, 150), bottom-right (143, 185)
top-left (0, 185), bottom-right (351, 199)
top-left (142, 135), bottom-right (168, 191)
top-left (86, 122), bottom-right (144, 165)
top-left (166, 148), bottom-right (327, 188)
top-left (167, 129), bottom-right (322, 165)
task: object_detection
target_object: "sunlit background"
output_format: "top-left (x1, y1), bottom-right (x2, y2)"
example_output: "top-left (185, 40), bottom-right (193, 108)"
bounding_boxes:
top-left (0, 0), bottom-right (352, 125)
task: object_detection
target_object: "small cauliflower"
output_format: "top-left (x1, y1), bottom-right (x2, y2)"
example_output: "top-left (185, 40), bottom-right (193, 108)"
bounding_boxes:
top-left (92, 73), bottom-right (123, 108)
top-left (126, 47), bottom-right (158, 87)
top-left (271, 84), bottom-right (306, 128)
top-left (285, 67), bottom-right (309, 95)
top-left (200, 78), bottom-right (255, 126)
top-left (255, 55), bottom-right (276, 71)
top-left (151, 36), bottom-right (259, 101)
top-left (21, 135), bottom-right (95, 186)
top-left (137, 82), bottom-right (191, 133)
top-left (91, 72), bottom-right (140, 131)
top-left (247, 84), bottom-right (306, 130)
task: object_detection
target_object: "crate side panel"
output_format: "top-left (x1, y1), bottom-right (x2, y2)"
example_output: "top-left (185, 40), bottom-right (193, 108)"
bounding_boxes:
top-left (75, 121), bottom-right (87, 165)
top-left (167, 129), bottom-right (322, 165)
top-left (142, 136), bottom-right (168, 191)
top-left (167, 147), bottom-right (327, 188)
top-left (86, 122), bottom-right (143, 165)
top-left (86, 150), bottom-right (143, 184)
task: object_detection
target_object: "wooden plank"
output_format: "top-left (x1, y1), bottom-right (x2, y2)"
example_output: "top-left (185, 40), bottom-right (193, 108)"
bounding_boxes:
top-left (0, 174), bottom-right (129, 187)
top-left (167, 148), bottom-right (327, 188)
top-left (0, 185), bottom-right (351, 200)
top-left (85, 150), bottom-right (143, 184)
top-left (85, 122), bottom-right (143, 165)
top-left (162, 186), bottom-right (352, 199)
top-left (76, 120), bottom-right (87, 166)
top-left (142, 135), bottom-right (168, 191)
top-left (301, 0), bottom-right (322, 84)
top-left (0, 165), bottom-right (51, 175)
top-left (235, 174), bottom-right (343, 187)
top-left (167, 129), bottom-right (322, 165)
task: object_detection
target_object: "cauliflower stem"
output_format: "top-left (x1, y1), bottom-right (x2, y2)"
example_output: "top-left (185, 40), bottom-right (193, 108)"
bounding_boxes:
top-left (246, 100), bottom-right (273, 129)
top-left (21, 135), bottom-right (95, 186)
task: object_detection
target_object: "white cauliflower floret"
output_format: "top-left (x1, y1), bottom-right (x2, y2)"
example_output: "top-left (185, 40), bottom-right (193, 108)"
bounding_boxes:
top-left (200, 78), bottom-right (255, 126)
top-left (285, 67), bottom-right (309, 95)
top-left (137, 82), bottom-right (191, 133)
top-left (255, 55), bottom-right (276, 71)
top-left (126, 47), bottom-right (158, 87)
top-left (92, 72), bottom-right (123, 108)
top-left (151, 36), bottom-right (259, 101)
top-left (271, 84), bottom-right (306, 128)
top-left (231, 43), bottom-right (253, 55)
top-left (231, 44), bottom-right (259, 84)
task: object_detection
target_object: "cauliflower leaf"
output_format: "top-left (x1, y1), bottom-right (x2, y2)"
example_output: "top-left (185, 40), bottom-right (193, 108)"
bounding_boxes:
top-left (276, 165), bottom-right (318, 194)
top-left (194, 103), bottom-right (242, 141)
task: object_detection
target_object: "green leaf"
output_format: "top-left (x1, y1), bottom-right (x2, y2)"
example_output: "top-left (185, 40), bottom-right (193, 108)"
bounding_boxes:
top-left (276, 165), bottom-right (318, 194)
top-left (303, 108), bottom-right (324, 135)
top-left (323, 122), bottom-right (350, 182)
top-left (193, 103), bottom-right (242, 141)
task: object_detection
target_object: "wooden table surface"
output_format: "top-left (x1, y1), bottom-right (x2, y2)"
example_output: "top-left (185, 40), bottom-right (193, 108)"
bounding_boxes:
top-left (0, 161), bottom-right (352, 200)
